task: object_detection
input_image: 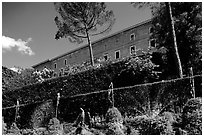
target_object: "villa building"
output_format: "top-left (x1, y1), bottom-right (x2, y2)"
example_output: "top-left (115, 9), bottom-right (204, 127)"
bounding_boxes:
top-left (32, 19), bottom-right (156, 76)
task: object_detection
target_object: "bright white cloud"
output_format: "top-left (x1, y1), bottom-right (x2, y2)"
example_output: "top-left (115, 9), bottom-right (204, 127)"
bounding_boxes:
top-left (2, 36), bottom-right (35, 55)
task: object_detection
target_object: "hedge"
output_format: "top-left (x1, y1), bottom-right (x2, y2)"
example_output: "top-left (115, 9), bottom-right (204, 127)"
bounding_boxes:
top-left (2, 55), bottom-right (202, 128)
top-left (3, 75), bottom-right (201, 128)
top-left (2, 55), bottom-right (157, 108)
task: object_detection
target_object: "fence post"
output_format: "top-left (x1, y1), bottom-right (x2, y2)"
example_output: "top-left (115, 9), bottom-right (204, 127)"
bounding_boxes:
top-left (190, 67), bottom-right (195, 98)
top-left (108, 82), bottom-right (114, 107)
top-left (15, 100), bottom-right (20, 123)
top-left (56, 93), bottom-right (60, 118)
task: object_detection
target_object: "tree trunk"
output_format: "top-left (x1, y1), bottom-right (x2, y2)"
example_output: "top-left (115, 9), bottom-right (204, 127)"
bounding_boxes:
top-left (86, 29), bottom-right (94, 66)
top-left (165, 2), bottom-right (183, 78)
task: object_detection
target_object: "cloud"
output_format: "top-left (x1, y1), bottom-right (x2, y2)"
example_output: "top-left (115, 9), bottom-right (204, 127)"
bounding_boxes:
top-left (2, 36), bottom-right (35, 55)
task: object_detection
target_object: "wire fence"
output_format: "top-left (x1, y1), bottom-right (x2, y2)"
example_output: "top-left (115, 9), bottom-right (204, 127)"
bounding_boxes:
top-left (2, 75), bottom-right (202, 128)
top-left (2, 75), bottom-right (201, 110)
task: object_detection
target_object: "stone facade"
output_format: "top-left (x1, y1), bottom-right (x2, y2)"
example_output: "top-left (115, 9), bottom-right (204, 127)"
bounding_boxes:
top-left (32, 19), bottom-right (155, 76)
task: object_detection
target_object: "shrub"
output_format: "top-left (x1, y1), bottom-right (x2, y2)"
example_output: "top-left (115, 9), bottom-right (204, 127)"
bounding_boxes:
top-left (126, 114), bottom-right (175, 135)
top-left (105, 122), bottom-right (124, 135)
top-left (48, 117), bottom-right (64, 135)
top-left (105, 107), bottom-right (124, 135)
top-left (2, 117), bottom-right (7, 135)
top-left (6, 122), bottom-right (21, 135)
top-left (105, 107), bottom-right (123, 124)
top-left (182, 97), bottom-right (202, 135)
top-left (31, 101), bottom-right (55, 128)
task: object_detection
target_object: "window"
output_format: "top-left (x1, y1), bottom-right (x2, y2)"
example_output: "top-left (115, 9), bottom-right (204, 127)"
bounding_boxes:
top-left (44, 66), bottom-right (47, 68)
top-left (149, 39), bottom-right (156, 47)
top-left (115, 50), bottom-right (120, 59)
top-left (54, 72), bottom-right (57, 77)
top-left (104, 53), bottom-right (108, 61)
top-left (149, 27), bottom-right (153, 34)
top-left (54, 63), bottom-right (57, 69)
top-left (130, 46), bottom-right (136, 55)
top-left (130, 33), bottom-right (135, 41)
top-left (64, 59), bottom-right (67, 65)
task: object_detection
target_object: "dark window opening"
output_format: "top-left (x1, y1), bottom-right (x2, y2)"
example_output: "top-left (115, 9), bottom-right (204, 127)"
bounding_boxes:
top-left (104, 54), bottom-right (108, 60)
top-left (130, 46), bottom-right (136, 54)
top-left (115, 51), bottom-right (120, 59)
top-left (64, 59), bottom-right (67, 65)
top-left (54, 63), bottom-right (57, 69)
top-left (130, 33), bottom-right (135, 41)
top-left (150, 39), bottom-right (156, 47)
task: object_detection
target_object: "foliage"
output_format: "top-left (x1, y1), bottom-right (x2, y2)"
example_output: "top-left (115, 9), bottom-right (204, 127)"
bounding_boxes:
top-left (125, 113), bottom-right (175, 135)
top-left (2, 117), bottom-right (7, 135)
top-left (33, 67), bottom-right (54, 82)
top-left (2, 66), bottom-right (19, 92)
top-left (151, 2), bottom-right (202, 77)
top-left (105, 107), bottom-right (124, 135)
top-left (2, 66), bottom-right (54, 92)
top-left (105, 107), bottom-right (123, 124)
top-left (47, 117), bottom-right (64, 135)
top-left (105, 122), bottom-right (125, 135)
top-left (6, 123), bottom-right (21, 135)
top-left (54, 2), bottom-right (115, 65)
top-left (2, 66), bottom-right (35, 91)
top-left (182, 97), bottom-right (202, 135)
top-left (2, 56), bottom-right (202, 128)
top-left (31, 101), bottom-right (55, 128)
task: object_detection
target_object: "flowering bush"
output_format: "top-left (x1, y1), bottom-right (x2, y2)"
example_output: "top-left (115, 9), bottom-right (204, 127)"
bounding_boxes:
top-left (33, 68), bottom-right (54, 82)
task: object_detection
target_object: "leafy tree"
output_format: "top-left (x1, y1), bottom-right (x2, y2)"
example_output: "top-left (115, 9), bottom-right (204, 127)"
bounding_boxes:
top-left (54, 2), bottom-right (115, 66)
top-left (132, 2), bottom-right (201, 78)
top-left (152, 2), bottom-right (202, 77)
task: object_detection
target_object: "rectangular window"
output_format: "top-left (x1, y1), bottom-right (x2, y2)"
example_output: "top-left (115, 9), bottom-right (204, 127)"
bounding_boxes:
top-left (64, 59), bottom-right (67, 65)
top-left (104, 53), bottom-right (108, 61)
top-left (149, 39), bottom-right (156, 47)
top-left (54, 63), bottom-right (57, 69)
top-left (130, 33), bottom-right (135, 41)
top-left (130, 46), bottom-right (136, 55)
top-left (115, 50), bottom-right (120, 59)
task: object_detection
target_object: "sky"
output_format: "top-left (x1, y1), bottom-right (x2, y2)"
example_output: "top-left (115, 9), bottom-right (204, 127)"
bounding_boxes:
top-left (2, 2), bottom-right (152, 69)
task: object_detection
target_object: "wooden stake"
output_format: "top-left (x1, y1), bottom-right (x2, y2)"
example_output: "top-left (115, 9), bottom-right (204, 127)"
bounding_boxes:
top-left (190, 67), bottom-right (195, 98)
top-left (15, 100), bottom-right (19, 122)
top-left (56, 93), bottom-right (60, 118)
top-left (109, 82), bottom-right (114, 107)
